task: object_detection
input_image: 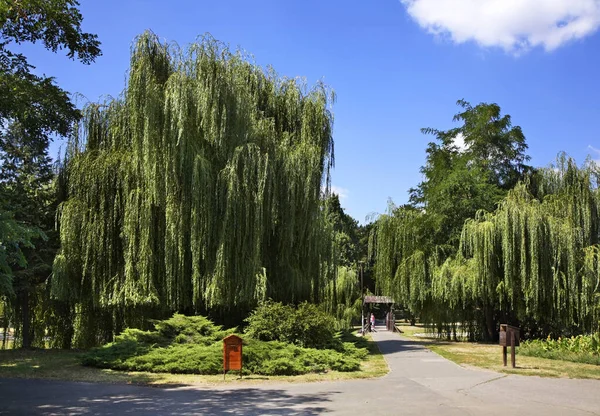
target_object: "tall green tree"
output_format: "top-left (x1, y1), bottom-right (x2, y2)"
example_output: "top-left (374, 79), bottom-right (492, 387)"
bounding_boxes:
top-left (53, 33), bottom-right (336, 346)
top-left (0, 0), bottom-right (101, 348)
top-left (410, 100), bottom-right (531, 246)
top-left (0, 211), bottom-right (39, 296)
top-left (325, 193), bottom-right (359, 267)
top-left (0, 209), bottom-right (42, 348)
top-left (0, 122), bottom-right (54, 347)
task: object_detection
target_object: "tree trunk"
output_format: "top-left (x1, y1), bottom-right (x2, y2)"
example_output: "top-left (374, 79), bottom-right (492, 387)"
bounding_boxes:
top-left (22, 290), bottom-right (30, 349)
top-left (485, 306), bottom-right (495, 342)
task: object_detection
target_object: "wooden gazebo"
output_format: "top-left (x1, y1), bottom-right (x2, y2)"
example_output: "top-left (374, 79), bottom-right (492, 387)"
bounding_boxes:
top-left (362, 295), bottom-right (396, 332)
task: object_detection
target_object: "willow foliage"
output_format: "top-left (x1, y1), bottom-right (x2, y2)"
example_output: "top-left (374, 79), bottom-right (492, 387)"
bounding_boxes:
top-left (53, 32), bottom-right (336, 346)
top-left (374, 155), bottom-right (600, 338)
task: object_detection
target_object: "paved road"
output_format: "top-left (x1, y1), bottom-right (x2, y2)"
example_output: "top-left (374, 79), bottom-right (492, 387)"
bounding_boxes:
top-left (1, 328), bottom-right (599, 415)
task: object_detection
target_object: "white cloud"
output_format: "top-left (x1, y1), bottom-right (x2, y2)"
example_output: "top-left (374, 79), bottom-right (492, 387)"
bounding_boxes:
top-left (401, 0), bottom-right (600, 53)
top-left (330, 185), bottom-right (350, 201)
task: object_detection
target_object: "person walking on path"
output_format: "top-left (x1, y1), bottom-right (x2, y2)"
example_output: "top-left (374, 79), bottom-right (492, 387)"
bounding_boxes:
top-left (370, 313), bottom-right (376, 332)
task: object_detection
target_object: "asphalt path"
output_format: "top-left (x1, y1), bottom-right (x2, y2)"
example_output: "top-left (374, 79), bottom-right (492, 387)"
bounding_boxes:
top-left (1, 327), bottom-right (599, 415)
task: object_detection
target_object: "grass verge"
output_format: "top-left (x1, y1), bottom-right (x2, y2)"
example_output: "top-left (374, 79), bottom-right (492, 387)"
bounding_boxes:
top-left (0, 333), bottom-right (387, 386)
top-left (398, 322), bottom-right (600, 380)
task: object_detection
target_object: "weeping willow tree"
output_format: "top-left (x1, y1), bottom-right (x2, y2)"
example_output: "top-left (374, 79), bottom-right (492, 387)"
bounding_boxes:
top-left (321, 263), bottom-right (360, 329)
top-left (374, 155), bottom-right (600, 339)
top-left (52, 32), bottom-right (337, 347)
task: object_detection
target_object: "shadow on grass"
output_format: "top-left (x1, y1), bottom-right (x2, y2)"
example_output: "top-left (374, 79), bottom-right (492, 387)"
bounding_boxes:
top-left (0, 349), bottom-right (82, 371)
top-left (0, 378), bottom-right (334, 415)
top-left (0, 349), bottom-right (185, 386)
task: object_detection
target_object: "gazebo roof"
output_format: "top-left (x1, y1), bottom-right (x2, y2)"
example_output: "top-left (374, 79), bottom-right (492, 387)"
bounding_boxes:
top-left (363, 295), bottom-right (394, 304)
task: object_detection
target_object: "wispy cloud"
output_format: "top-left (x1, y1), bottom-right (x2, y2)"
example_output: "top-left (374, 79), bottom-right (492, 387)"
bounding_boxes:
top-left (330, 185), bottom-right (349, 201)
top-left (401, 0), bottom-right (600, 54)
top-left (588, 145), bottom-right (600, 166)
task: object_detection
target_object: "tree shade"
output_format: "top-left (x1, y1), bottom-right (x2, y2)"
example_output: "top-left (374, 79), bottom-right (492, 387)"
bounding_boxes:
top-left (52, 32), bottom-right (336, 347)
top-left (374, 155), bottom-right (600, 339)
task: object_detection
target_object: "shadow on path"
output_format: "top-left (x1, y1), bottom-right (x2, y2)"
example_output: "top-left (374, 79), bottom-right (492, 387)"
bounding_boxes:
top-left (373, 336), bottom-right (427, 356)
top-left (0, 379), bottom-right (335, 415)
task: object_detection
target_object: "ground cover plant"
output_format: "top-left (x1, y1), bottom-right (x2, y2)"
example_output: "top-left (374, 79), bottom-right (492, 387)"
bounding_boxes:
top-left (83, 312), bottom-right (367, 376)
top-left (519, 334), bottom-right (600, 365)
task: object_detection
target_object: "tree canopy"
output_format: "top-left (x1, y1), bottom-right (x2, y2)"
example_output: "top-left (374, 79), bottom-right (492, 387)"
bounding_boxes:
top-left (410, 100), bottom-right (531, 246)
top-left (325, 193), bottom-right (360, 267)
top-left (53, 32), bottom-right (337, 346)
top-left (0, 0), bottom-right (101, 140)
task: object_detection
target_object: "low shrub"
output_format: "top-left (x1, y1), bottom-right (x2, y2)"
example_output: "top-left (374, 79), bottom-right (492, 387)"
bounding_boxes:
top-left (520, 334), bottom-right (600, 365)
top-left (244, 300), bottom-right (336, 349)
top-left (243, 301), bottom-right (295, 343)
top-left (126, 344), bottom-right (223, 374)
top-left (82, 313), bottom-right (368, 376)
top-left (152, 314), bottom-right (233, 345)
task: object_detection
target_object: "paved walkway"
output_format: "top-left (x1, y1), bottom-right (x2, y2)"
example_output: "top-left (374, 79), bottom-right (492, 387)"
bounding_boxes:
top-left (1, 327), bottom-right (599, 415)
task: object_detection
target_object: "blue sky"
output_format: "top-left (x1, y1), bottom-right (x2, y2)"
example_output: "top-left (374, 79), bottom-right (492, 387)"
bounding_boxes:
top-left (22, 0), bottom-right (600, 223)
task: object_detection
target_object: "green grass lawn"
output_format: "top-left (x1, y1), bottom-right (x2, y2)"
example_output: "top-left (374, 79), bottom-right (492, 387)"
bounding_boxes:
top-left (0, 333), bottom-right (387, 386)
top-left (397, 322), bottom-right (600, 380)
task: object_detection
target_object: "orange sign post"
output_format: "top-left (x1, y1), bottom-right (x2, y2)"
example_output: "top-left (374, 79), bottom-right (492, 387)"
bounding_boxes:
top-left (223, 334), bottom-right (243, 379)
